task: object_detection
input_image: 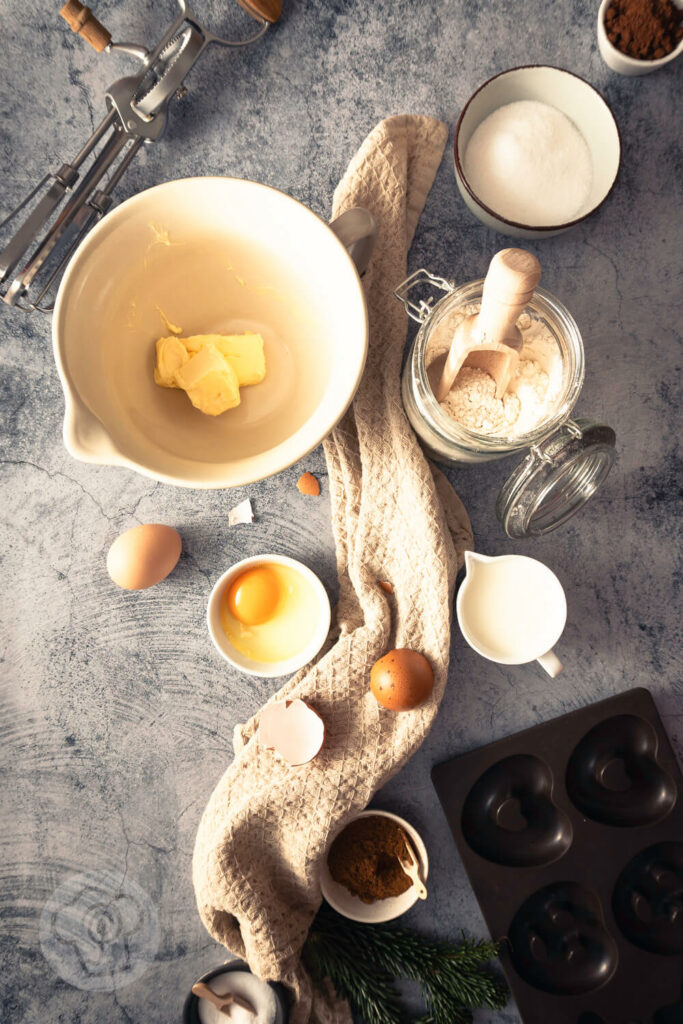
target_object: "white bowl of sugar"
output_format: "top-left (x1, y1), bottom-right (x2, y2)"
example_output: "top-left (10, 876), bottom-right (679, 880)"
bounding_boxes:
top-left (454, 66), bottom-right (621, 238)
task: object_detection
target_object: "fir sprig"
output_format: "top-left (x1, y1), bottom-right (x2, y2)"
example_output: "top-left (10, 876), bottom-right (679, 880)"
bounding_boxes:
top-left (303, 903), bottom-right (508, 1024)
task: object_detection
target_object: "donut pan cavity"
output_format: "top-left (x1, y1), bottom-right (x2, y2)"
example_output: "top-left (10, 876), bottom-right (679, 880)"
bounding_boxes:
top-left (432, 688), bottom-right (683, 1024)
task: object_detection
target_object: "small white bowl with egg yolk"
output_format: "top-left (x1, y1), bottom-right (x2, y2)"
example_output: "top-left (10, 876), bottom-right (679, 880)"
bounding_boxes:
top-left (207, 554), bottom-right (331, 677)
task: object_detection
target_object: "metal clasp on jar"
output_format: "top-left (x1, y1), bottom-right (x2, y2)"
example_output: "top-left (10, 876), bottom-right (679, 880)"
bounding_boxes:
top-left (394, 269), bottom-right (455, 323)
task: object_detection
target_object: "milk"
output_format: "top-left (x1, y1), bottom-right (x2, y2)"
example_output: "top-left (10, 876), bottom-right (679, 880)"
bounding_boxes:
top-left (457, 552), bottom-right (566, 676)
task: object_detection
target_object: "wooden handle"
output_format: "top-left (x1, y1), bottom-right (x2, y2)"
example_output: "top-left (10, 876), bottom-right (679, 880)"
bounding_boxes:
top-left (191, 982), bottom-right (256, 1016)
top-left (192, 983), bottom-right (229, 1013)
top-left (477, 248), bottom-right (542, 346)
top-left (60, 0), bottom-right (111, 52)
top-left (235, 0), bottom-right (282, 23)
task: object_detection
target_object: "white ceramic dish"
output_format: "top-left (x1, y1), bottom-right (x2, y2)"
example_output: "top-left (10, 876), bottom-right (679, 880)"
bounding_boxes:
top-left (319, 810), bottom-right (429, 923)
top-left (52, 177), bottom-right (369, 488)
top-left (454, 66), bottom-right (621, 238)
top-left (206, 554), bottom-right (331, 678)
top-left (597, 0), bottom-right (683, 75)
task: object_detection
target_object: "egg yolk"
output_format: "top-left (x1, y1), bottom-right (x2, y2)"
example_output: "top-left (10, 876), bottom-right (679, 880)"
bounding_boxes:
top-left (227, 566), bottom-right (280, 625)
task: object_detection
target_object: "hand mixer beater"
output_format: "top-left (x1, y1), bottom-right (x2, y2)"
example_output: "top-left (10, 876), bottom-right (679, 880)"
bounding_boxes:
top-left (0, 0), bottom-right (281, 312)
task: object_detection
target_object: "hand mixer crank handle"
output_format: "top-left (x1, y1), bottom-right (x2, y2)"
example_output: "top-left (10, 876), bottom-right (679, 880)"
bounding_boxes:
top-left (60, 0), bottom-right (111, 53)
top-left (235, 0), bottom-right (283, 23)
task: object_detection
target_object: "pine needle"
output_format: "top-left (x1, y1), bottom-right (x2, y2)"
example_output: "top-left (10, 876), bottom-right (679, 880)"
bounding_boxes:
top-left (303, 904), bottom-right (508, 1024)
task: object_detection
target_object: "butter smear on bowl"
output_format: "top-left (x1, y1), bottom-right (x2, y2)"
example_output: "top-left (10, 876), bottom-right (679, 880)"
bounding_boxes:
top-left (154, 332), bottom-right (266, 415)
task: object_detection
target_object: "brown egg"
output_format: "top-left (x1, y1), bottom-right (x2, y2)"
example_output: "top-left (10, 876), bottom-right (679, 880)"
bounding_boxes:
top-left (370, 649), bottom-right (434, 712)
top-left (107, 524), bottom-right (181, 590)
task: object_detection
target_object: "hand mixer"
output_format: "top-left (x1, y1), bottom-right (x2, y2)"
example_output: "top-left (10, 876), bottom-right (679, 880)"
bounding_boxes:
top-left (0, 0), bottom-right (281, 312)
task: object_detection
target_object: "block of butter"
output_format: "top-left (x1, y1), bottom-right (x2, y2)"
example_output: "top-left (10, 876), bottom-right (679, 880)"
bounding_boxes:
top-left (154, 332), bottom-right (266, 416)
top-left (183, 334), bottom-right (266, 387)
top-left (174, 344), bottom-right (241, 416)
top-left (154, 336), bottom-right (189, 387)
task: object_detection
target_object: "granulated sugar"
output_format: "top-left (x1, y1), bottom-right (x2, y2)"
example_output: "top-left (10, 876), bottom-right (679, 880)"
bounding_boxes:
top-left (426, 308), bottom-right (563, 437)
top-left (463, 100), bottom-right (593, 226)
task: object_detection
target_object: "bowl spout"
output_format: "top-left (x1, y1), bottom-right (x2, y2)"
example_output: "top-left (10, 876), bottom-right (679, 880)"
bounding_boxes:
top-left (63, 395), bottom-right (126, 466)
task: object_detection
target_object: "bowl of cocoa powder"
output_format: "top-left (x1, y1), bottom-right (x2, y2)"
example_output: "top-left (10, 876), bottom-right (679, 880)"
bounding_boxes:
top-left (320, 810), bottom-right (429, 923)
top-left (598, 0), bottom-right (683, 75)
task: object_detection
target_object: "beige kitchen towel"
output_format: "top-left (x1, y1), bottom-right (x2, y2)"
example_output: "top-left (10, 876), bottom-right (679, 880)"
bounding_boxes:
top-left (193, 115), bottom-right (473, 1024)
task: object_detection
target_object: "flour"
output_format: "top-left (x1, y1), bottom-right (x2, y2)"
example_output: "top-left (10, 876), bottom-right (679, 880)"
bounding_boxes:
top-left (426, 306), bottom-right (563, 437)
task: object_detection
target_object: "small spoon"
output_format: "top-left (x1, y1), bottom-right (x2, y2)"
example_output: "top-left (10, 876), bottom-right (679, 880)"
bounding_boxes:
top-left (191, 981), bottom-right (256, 1017)
top-left (435, 248), bottom-right (542, 402)
top-left (398, 839), bottom-right (428, 901)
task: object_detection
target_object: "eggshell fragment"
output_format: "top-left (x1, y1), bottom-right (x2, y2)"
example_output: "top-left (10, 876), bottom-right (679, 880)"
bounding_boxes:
top-left (370, 649), bottom-right (434, 712)
top-left (107, 524), bottom-right (181, 590)
top-left (228, 498), bottom-right (254, 526)
top-left (257, 699), bottom-right (325, 765)
top-left (297, 472), bottom-right (320, 496)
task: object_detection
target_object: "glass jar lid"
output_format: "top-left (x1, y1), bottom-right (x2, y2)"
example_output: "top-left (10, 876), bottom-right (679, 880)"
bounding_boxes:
top-left (496, 418), bottom-right (616, 539)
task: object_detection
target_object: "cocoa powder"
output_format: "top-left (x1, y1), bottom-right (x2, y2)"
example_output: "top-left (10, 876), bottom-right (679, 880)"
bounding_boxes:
top-left (327, 815), bottom-right (411, 904)
top-left (605, 0), bottom-right (682, 59)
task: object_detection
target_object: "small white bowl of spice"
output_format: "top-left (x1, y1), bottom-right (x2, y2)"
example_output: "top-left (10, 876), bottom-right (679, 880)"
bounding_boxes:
top-left (598, 0), bottom-right (683, 75)
top-left (320, 810), bottom-right (429, 923)
top-left (454, 66), bottom-right (621, 238)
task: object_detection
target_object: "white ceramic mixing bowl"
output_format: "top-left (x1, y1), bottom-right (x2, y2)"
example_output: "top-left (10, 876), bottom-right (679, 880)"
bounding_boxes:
top-left (53, 178), bottom-right (370, 488)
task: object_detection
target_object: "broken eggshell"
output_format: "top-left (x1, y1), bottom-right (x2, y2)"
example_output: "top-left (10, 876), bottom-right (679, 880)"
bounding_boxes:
top-left (228, 498), bottom-right (254, 526)
top-left (258, 699), bottom-right (325, 765)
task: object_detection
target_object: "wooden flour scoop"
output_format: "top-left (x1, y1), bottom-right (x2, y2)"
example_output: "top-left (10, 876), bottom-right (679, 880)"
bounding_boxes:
top-left (435, 249), bottom-right (542, 402)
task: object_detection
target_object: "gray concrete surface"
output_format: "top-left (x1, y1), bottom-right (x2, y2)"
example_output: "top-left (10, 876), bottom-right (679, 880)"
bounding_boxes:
top-left (1, 1), bottom-right (681, 1021)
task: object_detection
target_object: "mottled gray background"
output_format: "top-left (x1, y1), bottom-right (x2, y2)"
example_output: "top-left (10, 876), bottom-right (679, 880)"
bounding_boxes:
top-left (1, 0), bottom-right (681, 1021)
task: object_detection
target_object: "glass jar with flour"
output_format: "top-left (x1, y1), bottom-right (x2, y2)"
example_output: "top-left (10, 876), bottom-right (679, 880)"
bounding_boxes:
top-left (396, 268), bottom-right (616, 539)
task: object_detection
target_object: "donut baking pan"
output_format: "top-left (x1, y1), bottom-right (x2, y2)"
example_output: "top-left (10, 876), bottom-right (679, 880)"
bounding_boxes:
top-left (432, 688), bottom-right (683, 1024)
